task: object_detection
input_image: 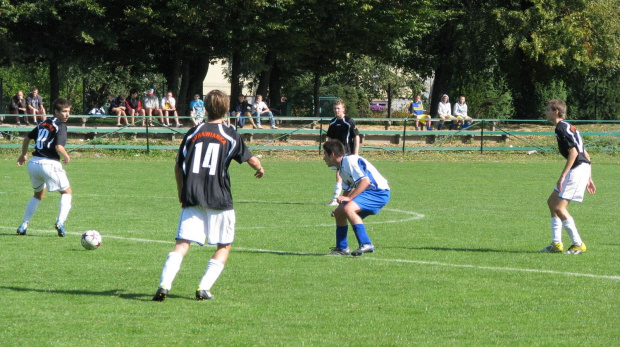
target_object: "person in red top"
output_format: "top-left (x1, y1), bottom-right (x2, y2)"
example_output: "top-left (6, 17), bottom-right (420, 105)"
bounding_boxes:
top-left (126, 89), bottom-right (145, 126)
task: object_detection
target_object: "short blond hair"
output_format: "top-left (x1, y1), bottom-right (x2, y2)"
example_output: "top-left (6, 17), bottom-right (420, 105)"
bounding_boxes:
top-left (205, 90), bottom-right (230, 120)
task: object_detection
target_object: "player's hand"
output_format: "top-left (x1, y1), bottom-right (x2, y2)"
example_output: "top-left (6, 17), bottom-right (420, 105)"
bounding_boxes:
top-left (337, 196), bottom-right (350, 203)
top-left (254, 167), bottom-right (264, 178)
top-left (17, 155), bottom-right (27, 166)
top-left (586, 179), bottom-right (596, 194)
top-left (556, 176), bottom-right (565, 192)
top-left (63, 156), bottom-right (70, 165)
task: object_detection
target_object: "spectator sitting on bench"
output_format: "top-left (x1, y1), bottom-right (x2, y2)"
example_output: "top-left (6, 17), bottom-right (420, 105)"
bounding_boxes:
top-left (437, 94), bottom-right (456, 130)
top-left (110, 94), bottom-right (128, 126)
top-left (454, 95), bottom-right (472, 129)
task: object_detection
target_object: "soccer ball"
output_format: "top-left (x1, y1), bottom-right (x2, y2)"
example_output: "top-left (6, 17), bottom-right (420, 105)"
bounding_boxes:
top-left (81, 230), bottom-right (102, 250)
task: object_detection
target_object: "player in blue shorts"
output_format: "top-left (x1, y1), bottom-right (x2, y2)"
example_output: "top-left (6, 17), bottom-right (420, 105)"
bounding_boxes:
top-left (322, 139), bottom-right (390, 256)
top-left (540, 99), bottom-right (596, 254)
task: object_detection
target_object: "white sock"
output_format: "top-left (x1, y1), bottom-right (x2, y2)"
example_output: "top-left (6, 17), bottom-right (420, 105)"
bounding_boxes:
top-left (562, 217), bottom-right (582, 246)
top-left (23, 197), bottom-right (41, 223)
top-left (159, 252), bottom-right (184, 289)
top-left (57, 194), bottom-right (72, 224)
top-left (551, 217), bottom-right (562, 244)
top-left (333, 182), bottom-right (342, 200)
top-left (198, 259), bottom-right (225, 291)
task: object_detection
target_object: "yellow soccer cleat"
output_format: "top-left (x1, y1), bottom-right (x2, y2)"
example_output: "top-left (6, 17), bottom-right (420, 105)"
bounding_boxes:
top-left (540, 242), bottom-right (563, 253)
top-left (565, 243), bottom-right (586, 255)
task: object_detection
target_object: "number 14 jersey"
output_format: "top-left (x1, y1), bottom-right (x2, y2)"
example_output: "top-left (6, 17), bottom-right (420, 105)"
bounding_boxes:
top-left (176, 122), bottom-right (253, 210)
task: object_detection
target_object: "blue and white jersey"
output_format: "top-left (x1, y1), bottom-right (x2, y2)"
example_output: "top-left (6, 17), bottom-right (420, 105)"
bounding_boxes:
top-left (339, 155), bottom-right (390, 192)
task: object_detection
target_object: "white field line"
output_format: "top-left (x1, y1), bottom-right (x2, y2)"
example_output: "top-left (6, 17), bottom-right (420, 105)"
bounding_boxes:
top-left (3, 227), bottom-right (618, 282)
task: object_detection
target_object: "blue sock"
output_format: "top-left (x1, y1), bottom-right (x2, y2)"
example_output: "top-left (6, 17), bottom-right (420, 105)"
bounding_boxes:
top-left (336, 225), bottom-right (348, 249)
top-left (352, 224), bottom-right (371, 246)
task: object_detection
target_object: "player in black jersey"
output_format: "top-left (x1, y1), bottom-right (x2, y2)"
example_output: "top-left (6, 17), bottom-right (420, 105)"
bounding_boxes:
top-left (540, 99), bottom-right (596, 255)
top-left (16, 98), bottom-right (73, 237)
top-left (325, 99), bottom-right (360, 206)
top-left (154, 90), bottom-right (264, 301)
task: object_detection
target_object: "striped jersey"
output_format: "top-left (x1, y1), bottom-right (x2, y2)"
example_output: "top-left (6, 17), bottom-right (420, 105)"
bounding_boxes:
top-left (27, 118), bottom-right (67, 161)
top-left (176, 122), bottom-right (252, 209)
top-left (326, 115), bottom-right (359, 155)
top-left (339, 155), bottom-right (390, 191)
top-left (555, 120), bottom-right (590, 168)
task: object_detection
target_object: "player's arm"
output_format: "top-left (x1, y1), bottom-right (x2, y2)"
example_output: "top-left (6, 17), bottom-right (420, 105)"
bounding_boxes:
top-left (174, 164), bottom-right (184, 203)
top-left (17, 136), bottom-right (32, 166)
top-left (55, 144), bottom-right (70, 164)
top-left (584, 149), bottom-right (596, 194)
top-left (353, 135), bottom-right (360, 156)
top-left (247, 156), bottom-right (264, 178)
top-left (557, 147), bottom-right (578, 192)
top-left (337, 177), bottom-right (370, 203)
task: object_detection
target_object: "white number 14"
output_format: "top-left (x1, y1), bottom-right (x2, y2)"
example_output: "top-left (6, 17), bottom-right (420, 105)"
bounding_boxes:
top-left (192, 142), bottom-right (220, 175)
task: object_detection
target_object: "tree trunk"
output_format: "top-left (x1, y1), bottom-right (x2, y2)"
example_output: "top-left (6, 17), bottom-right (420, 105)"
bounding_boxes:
top-left (49, 59), bottom-right (60, 104)
top-left (178, 59), bottom-right (191, 117)
top-left (313, 72), bottom-right (320, 117)
top-left (429, 64), bottom-right (452, 117)
top-left (268, 59), bottom-right (282, 114)
top-left (230, 49), bottom-right (242, 105)
top-left (256, 51), bottom-right (276, 102)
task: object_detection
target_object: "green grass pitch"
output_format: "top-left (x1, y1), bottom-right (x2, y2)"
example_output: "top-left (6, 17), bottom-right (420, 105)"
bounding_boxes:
top-left (0, 154), bottom-right (618, 345)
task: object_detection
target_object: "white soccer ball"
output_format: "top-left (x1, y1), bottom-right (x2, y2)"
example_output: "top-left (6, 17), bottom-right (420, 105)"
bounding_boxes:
top-left (81, 230), bottom-right (102, 250)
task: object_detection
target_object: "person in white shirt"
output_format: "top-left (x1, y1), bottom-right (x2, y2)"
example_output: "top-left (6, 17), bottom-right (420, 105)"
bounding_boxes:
top-left (453, 95), bottom-right (473, 129)
top-left (253, 94), bottom-right (277, 129)
top-left (437, 94), bottom-right (456, 130)
top-left (161, 91), bottom-right (182, 127)
top-left (143, 89), bottom-right (161, 127)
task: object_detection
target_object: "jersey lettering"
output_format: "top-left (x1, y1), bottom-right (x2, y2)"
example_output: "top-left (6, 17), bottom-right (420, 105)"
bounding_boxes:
top-left (191, 142), bottom-right (220, 175)
top-left (35, 128), bottom-right (50, 150)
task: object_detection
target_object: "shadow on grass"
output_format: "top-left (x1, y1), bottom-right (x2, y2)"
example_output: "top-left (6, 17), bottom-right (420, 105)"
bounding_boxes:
top-left (389, 246), bottom-right (539, 254)
top-left (237, 248), bottom-right (326, 257)
top-left (0, 286), bottom-right (188, 302)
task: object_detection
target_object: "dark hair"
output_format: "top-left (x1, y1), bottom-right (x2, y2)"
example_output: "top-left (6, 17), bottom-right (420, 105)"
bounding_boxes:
top-left (323, 139), bottom-right (346, 157)
top-left (118, 95), bottom-right (126, 101)
top-left (129, 88), bottom-right (138, 95)
top-left (52, 98), bottom-right (72, 112)
top-left (205, 90), bottom-right (230, 120)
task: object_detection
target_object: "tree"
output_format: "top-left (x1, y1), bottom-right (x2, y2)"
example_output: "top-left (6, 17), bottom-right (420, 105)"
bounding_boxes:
top-left (0, 0), bottom-right (111, 102)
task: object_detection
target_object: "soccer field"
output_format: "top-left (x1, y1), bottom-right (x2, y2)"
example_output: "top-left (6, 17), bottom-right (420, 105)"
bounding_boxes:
top-left (0, 154), bottom-right (618, 346)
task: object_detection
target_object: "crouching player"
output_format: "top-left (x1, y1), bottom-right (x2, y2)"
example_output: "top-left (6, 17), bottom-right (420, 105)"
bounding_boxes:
top-left (153, 90), bottom-right (264, 301)
top-left (323, 139), bottom-right (390, 256)
top-left (540, 99), bottom-right (596, 254)
top-left (16, 98), bottom-right (73, 237)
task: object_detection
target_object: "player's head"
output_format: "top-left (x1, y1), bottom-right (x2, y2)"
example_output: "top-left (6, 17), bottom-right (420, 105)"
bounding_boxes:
top-left (52, 98), bottom-right (72, 122)
top-left (205, 90), bottom-right (230, 121)
top-left (323, 139), bottom-right (346, 158)
top-left (333, 99), bottom-right (345, 118)
top-left (546, 99), bottom-right (566, 120)
top-left (415, 94), bottom-right (421, 101)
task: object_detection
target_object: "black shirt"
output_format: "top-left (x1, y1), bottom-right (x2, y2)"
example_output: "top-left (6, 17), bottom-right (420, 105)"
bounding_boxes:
top-left (555, 120), bottom-right (590, 168)
top-left (177, 122), bottom-right (253, 210)
top-left (28, 118), bottom-right (68, 161)
top-left (326, 115), bottom-right (359, 155)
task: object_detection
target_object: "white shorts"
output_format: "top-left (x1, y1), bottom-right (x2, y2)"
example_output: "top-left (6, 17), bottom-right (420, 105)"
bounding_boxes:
top-left (176, 206), bottom-right (236, 246)
top-left (555, 163), bottom-right (591, 203)
top-left (27, 157), bottom-right (70, 192)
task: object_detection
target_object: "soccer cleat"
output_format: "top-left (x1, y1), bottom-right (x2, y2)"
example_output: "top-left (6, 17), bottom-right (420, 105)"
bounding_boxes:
top-left (352, 244), bottom-right (375, 256)
top-left (16, 223), bottom-right (28, 236)
top-left (328, 247), bottom-right (351, 256)
top-left (196, 289), bottom-right (214, 301)
top-left (565, 243), bottom-right (587, 254)
top-left (540, 242), bottom-right (563, 253)
top-left (326, 199), bottom-right (339, 206)
top-left (152, 287), bottom-right (169, 301)
top-left (55, 222), bottom-right (66, 237)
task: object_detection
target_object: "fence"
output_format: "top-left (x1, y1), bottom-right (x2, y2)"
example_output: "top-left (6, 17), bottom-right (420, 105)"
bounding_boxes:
top-left (1, 115), bottom-right (619, 154)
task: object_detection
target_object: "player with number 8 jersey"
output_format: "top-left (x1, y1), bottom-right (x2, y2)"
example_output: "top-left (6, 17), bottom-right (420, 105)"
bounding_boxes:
top-left (154, 90), bottom-right (264, 302)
